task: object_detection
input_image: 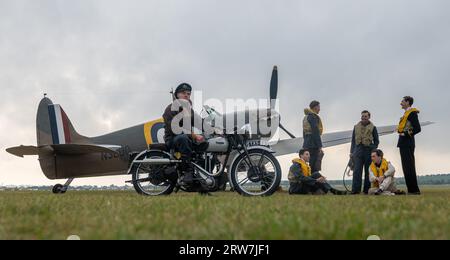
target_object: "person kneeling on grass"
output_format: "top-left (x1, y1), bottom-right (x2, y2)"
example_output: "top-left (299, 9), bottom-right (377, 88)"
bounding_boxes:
top-left (369, 149), bottom-right (406, 196)
top-left (288, 149), bottom-right (346, 195)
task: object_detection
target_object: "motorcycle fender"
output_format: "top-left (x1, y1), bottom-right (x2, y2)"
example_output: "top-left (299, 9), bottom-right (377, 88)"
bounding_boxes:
top-left (127, 149), bottom-right (173, 174)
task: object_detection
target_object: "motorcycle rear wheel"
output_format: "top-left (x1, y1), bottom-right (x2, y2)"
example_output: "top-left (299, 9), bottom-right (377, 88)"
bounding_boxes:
top-left (131, 151), bottom-right (176, 196)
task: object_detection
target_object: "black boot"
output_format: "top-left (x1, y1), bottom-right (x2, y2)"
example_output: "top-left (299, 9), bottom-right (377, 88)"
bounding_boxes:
top-left (181, 161), bottom-right (194, 185)
top-left (394, 190), bottom-right (406, 195)
top-left (330, 188), bottom-right (347, 195)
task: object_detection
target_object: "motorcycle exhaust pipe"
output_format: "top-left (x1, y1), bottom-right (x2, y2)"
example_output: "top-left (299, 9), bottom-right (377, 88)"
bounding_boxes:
top-left (192, 162), bottom-right (215, 187)
top-left (133, 158), bottom-right (181, 165)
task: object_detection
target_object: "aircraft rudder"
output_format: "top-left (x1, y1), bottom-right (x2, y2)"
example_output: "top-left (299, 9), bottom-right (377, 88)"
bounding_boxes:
top-left (36, 97), bottom-right (85, 146)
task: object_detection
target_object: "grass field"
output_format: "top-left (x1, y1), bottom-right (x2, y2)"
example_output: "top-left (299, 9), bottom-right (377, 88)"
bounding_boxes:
top-left (0, 187), bottom-right (449, 240)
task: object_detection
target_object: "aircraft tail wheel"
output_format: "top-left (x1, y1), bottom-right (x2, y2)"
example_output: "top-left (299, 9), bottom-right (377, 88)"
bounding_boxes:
top-left (52, 184), bottom-right (66, 194)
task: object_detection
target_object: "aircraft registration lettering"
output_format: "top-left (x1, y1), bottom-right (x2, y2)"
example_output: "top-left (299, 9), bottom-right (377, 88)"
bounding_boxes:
top-left (101, 145), bottom-right (131, 161)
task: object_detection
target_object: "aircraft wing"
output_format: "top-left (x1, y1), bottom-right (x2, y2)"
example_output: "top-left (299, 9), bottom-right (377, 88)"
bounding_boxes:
top-left (6, 144), bottom-right (121, 157)
top-left (272, 121), bottom-right (434, 157)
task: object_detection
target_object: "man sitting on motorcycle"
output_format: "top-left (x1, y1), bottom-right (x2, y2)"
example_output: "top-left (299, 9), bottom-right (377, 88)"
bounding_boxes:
top-left (162, 83), bottom-right (205, 184)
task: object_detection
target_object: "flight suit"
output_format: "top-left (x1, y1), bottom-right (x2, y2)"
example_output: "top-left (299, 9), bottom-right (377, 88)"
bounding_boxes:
top-left (162, 100), bottom-right (203, 160)
top-left (350, 122), bottom-right (379, 194)
top-left (368, 159), bottom-right (397, 195)
top-left (288, 159), bottom-right (332, 195)
top-left (397, 109), bottom-right (421, 194)
top-left (302, 109), bottom-right (324, 173)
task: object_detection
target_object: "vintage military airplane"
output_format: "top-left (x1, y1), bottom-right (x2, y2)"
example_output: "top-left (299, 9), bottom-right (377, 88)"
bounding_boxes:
top-left (6, 66), bottom-right (433, 193)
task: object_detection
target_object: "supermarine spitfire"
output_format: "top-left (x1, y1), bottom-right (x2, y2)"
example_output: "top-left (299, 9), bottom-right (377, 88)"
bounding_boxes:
top-left (6, 66), bottom-right (433, 194)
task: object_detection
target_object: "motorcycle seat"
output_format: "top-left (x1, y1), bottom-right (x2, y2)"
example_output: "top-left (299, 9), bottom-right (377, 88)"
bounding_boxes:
top-left (148, 143), bottom-right (170, 152)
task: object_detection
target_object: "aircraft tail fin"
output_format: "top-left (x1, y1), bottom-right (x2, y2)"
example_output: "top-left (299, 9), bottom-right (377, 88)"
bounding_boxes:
top-left (36, 97), bottom-right (89, 146)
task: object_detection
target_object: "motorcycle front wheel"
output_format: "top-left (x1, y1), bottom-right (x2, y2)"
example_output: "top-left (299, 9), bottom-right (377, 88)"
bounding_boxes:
top-left (230, 149), bottom-right (282, 196)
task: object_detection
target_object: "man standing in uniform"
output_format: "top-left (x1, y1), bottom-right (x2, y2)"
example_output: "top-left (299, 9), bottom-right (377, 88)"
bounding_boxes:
top-left (350, 110), bottom-right (380, 194)
top-left (303, 100), bottom-right (324, 173)
top-left (397, 96), bottom-right (422, 195)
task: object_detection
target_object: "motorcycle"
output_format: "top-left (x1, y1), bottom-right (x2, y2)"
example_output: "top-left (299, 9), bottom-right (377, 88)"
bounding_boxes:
top-left (127, 131), bottom-right (282, 197)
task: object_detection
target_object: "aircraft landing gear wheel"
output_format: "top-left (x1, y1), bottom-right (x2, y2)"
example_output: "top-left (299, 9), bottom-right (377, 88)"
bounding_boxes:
top-left (52, 184), bottom-right (66, 194)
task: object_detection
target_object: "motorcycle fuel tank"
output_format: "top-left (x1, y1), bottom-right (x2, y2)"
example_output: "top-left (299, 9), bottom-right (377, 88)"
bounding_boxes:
top-left (206, 137), bottom-right (229, 153)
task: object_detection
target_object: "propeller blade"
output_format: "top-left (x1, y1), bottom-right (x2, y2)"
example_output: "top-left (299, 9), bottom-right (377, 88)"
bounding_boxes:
top-left (269, 66), bottom-right (293, 139)
top-left (279, 123), bottom-right (296, 139)
top-left (270, 66), bottom-right (278, 109)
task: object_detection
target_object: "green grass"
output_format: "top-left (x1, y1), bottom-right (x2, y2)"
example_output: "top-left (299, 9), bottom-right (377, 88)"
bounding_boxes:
top-left (0, 188), bottom-right (449, 240)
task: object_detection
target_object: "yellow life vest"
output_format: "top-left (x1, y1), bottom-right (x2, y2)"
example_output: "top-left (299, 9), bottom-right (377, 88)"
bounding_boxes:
top-left (292, 158), bottom-right (312, 177)
top-left (370, 159), bottom-right (389, 188)
top-left (398, 108), bottom-right (420, 134)
top-left (303, 109), bottom-right (324, 135)
top-left (354, 122), bottom-right (375, 146)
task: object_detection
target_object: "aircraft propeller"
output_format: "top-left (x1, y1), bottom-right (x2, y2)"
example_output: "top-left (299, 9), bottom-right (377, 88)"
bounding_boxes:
top-left (270, 66), bottom-right (296, 139)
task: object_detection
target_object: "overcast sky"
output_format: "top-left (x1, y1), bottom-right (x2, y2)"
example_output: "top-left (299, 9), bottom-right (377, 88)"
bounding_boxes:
top-left (1, 0), bottom-right (449, 186)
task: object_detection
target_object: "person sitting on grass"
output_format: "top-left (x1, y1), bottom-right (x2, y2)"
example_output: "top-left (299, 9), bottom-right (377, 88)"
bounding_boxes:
top-left (368, 149), bottom-right (406, 196)
top-left (288, 149), bottom-right (346, 195)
